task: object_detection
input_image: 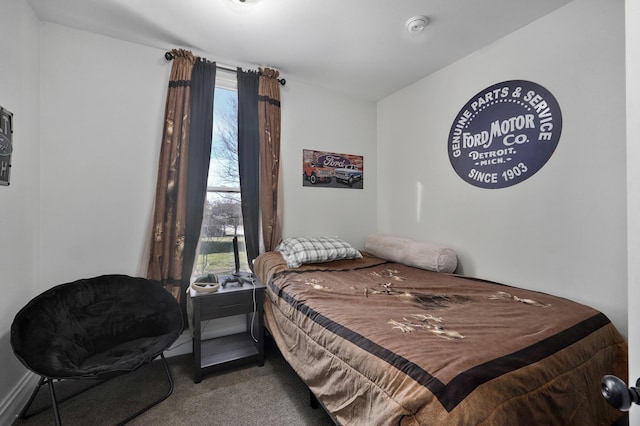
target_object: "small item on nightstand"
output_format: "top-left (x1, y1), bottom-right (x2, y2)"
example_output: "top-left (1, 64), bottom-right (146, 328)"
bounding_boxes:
top-left (221, 235), bottom-right (255, 288)
top-left (191, 274), bottom-right (220, 293)
top-left (221, 272), bottom-right (256, 288)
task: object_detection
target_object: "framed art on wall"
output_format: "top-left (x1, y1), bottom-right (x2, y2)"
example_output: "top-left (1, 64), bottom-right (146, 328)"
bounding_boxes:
top-left (302, 149), bottom-right (364, 189)
top-left (0, 106), bottom-right (13, 186)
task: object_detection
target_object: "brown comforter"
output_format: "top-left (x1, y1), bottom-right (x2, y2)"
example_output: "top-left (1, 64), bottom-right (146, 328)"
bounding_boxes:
top-left (255, 251), bottom-right (627, 425)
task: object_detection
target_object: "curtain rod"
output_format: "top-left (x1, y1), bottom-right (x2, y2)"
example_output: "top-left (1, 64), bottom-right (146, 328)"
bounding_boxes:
top-left (164, 51), bottom-right (286, 86)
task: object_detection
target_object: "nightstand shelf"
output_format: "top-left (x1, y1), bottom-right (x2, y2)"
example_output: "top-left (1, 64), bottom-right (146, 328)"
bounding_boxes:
top-left (200, 333), bottom-right (258, 368)
top-left (189, 277), bottom-right (266, 383)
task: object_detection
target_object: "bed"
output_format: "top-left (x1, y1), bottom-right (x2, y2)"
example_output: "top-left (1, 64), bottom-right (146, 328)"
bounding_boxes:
top-left (254, 235), bottom-right (628, 425)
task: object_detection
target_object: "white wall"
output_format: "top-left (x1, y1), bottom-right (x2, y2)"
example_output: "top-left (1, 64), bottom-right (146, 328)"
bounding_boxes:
top-left (280, 80), bottom-right (377, 248)
top-left (626, 0), bottom-right (640, 423)
top-left (377, 0), bottom-right (627, 336)
top-left (37, 25), bottom-right (378, 290)
top-left (0, 1), bottom-right (41, 423)
top-left (38, 23), bottom-right (168, 285)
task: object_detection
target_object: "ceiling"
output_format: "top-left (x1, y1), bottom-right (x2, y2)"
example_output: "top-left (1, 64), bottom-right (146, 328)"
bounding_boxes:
top-left (25, 0), bottom-right (573, 102)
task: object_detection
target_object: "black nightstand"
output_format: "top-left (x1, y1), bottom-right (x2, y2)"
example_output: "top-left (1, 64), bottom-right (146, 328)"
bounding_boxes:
top-left (188, 277), bottom-right (266, 383)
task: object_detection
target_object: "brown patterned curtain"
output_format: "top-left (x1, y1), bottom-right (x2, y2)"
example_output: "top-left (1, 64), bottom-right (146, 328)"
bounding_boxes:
top-left (147, 49), bottom-right (196, 299)
top-left (258, 67), bottom-right (282, 251)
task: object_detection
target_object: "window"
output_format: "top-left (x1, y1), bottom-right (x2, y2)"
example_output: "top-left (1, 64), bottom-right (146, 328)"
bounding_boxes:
top-left (195, 70), bottom-right (250, 277)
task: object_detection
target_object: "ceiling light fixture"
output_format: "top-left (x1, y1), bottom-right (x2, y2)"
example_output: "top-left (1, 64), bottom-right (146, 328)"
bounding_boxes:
top-left (405, 15), bottom-right (429, 34)
top-left (230, 0), bottom-right (259, 5)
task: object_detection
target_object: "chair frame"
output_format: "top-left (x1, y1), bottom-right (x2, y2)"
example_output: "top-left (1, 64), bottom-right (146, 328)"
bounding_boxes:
top-left (18, 353), bottom-right (174, 426)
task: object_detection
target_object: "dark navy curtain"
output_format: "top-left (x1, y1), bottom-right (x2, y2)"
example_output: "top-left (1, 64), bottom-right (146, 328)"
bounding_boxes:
top-left (237, 69), bottom-right (260, 270)
top-left (181, 58), bottom-right (216, 308)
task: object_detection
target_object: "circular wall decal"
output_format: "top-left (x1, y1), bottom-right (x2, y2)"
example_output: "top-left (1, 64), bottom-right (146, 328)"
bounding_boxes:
top-left (448, 80), bottom-right (562, 189)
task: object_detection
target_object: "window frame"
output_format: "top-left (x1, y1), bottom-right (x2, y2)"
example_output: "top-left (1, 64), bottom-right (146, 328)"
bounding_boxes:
top-left (195, 68), bottom-right (250, 277)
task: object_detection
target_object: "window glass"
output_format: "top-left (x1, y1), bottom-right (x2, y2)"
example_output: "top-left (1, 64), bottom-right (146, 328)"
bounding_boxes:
top-left (195, 80), bottom-right (250, 277)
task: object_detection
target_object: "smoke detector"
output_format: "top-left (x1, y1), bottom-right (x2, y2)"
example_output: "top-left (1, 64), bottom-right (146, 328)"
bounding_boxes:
top-left (405, 15), bottom-right (429, 34)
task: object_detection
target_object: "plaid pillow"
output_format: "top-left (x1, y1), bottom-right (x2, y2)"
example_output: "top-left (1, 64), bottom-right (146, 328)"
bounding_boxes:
top-left (276, 237), bottom-right (362, 268)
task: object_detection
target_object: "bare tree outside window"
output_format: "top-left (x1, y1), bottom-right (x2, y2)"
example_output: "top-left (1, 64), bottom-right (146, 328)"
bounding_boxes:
top-left (214, 96), bottom-right (239, 187)
top-left (196, 89), bottom-right (249, 277)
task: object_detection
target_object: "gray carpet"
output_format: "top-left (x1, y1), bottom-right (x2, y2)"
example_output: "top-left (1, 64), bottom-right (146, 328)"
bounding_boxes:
top-left (12, 339), bottom-right (335, 426)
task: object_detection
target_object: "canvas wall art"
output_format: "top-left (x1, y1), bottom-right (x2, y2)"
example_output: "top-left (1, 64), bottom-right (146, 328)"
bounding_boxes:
top-left (302, 149), bottom-right (363, 189)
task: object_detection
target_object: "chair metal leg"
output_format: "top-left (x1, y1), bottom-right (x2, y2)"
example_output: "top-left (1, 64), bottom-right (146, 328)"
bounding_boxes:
top-left (47, 377), bottom-right (62, 426)
top-left (21, 376), bottom-right (63, 425)
top-left (19, 354), bottom-right (174, 426)
top-left (19, 376), bottom-right (103, 420)
top-left (114, 353), bottom-right (175, 426)
top-left (19, 376), bottom-right (46, 419)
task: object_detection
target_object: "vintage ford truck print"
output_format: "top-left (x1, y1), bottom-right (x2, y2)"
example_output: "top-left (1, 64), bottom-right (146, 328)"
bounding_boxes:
top-left (303, 162), bottom-right (333, 184)
top-left (334, 164), bottom-right (363, 187)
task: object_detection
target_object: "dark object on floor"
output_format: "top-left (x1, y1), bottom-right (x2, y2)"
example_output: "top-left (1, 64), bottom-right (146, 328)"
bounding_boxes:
top-left (10, 274), bottom-right (183, 426)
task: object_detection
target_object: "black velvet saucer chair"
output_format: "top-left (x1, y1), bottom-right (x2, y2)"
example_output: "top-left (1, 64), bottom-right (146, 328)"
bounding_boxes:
top-left (10, 274), bottom-right (184, 426)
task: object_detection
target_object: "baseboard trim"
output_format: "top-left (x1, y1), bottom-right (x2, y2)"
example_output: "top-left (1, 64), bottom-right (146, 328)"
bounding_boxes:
top-left (165, 330), bottom-right (193, 358)
top-left (0, 371), bottom-right (38, 426)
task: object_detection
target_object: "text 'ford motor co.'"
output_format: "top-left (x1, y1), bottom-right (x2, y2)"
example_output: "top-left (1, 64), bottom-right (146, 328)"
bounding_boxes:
top-left (448, 81), bottom-right (562, 189)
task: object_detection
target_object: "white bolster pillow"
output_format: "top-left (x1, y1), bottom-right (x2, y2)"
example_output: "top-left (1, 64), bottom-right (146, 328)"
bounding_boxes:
top-left (365, 234), bottom-right (457, 273)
